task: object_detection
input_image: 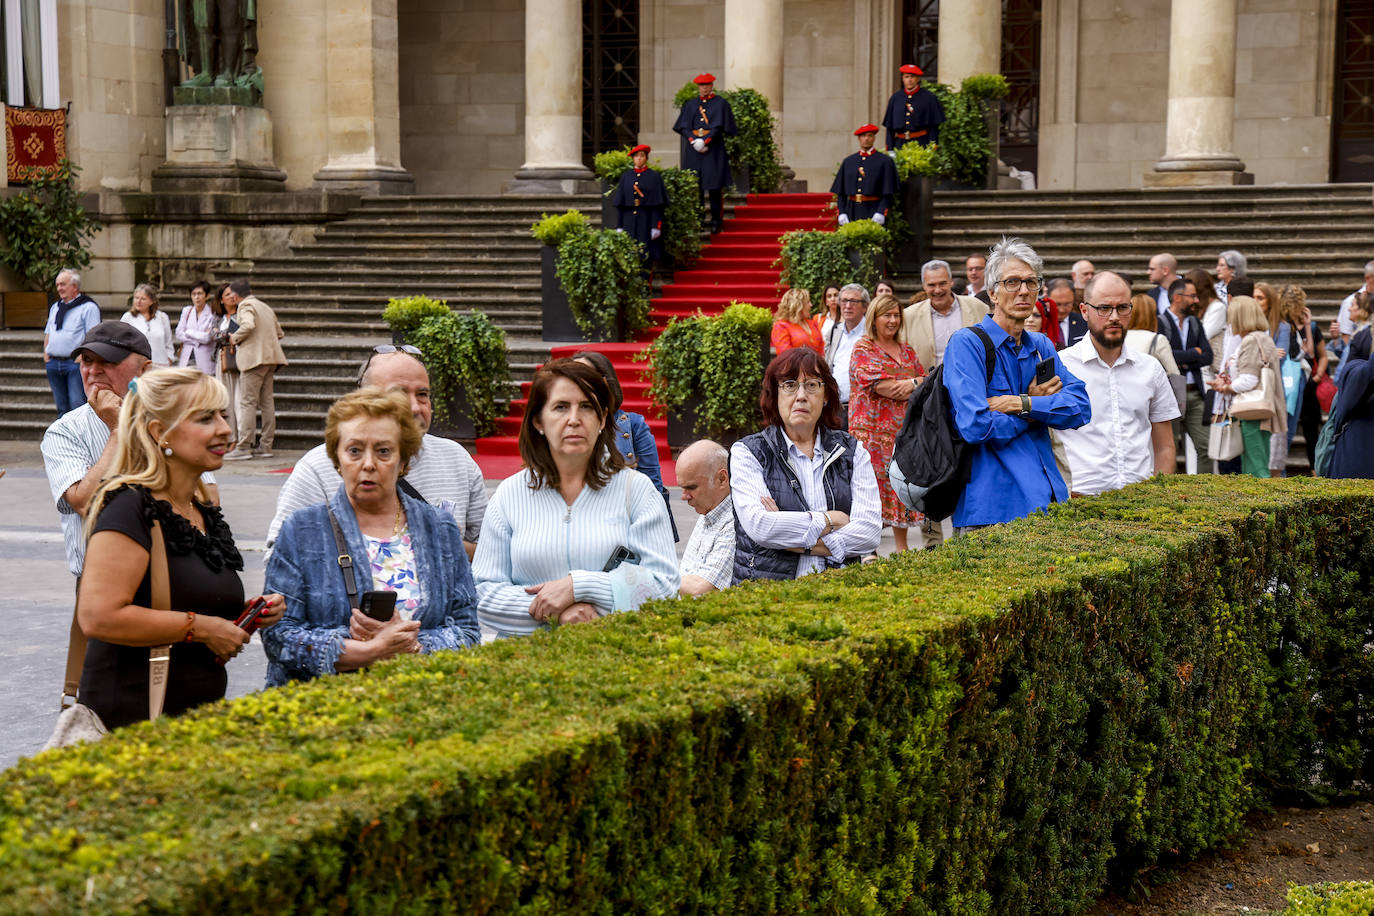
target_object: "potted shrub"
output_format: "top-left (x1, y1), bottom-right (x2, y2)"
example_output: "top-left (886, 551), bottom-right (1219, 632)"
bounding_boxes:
top-left (381, 294), bottom-right (452, 346)
top-left (923, 73), bottom-right (1010, 190)
top-left (671, 83), bottom-right (782, 195)
top-left (530, 210), bottom-right (591, 342)
top-left (0, 159), bottom-right (103, 329)
top-left (837, 220), bottom-right (890, 287)
top-left (776, 221), bottom-right (889, 301)
top-left (403, 305), bottom-right (514, 440)
top-left (553, 226), bottom-right (650, 342)
top-left (893, 141), bottom-right (938, 273)
top-left (642, 301), bottom-right (773, 446)
top-left (593, 148), bottom-right (703, 270)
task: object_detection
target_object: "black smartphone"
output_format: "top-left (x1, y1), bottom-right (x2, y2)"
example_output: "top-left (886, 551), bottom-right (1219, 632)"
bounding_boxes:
top-left (359, 590), bottom-right (398, 621)
top-left (602, 545), bottom-right (640, 572)
top-left (1035, 357), bottom-right (1056, 386)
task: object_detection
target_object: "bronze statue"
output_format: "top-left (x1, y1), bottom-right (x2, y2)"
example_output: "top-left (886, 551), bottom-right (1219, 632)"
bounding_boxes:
top-left (179, 0), bottom-right (261, 92)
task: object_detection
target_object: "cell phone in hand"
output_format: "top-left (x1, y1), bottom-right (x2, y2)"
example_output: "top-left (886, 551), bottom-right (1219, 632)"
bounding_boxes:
top-left (359, 590), bottom-right (398, 621)
top-left (1035, 356), bottom-right (1056, 386)
top-left (235, 597), bottom-right (269, 635)
top-left (603, 545), bottom-right (640, 572)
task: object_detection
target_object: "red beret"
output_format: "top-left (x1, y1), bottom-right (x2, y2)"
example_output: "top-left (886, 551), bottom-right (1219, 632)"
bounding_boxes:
top-left (853, 124), bottom-right (880, 136)
top-left (693, 73), bottom-right (716, 85)
top-left (899, 64), bottom-right (924, 76)
top-left (629, 144), bottom-right (651, 155)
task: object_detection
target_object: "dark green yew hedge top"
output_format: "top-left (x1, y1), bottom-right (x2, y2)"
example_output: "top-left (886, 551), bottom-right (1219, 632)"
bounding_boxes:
top-left (3, 476), bottom-right (1371, 914)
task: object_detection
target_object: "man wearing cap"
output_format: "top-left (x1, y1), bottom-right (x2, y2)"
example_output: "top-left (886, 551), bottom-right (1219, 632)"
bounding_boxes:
top-left (41, 321), bottom-right (220, 582)
top-left (43, 269), bottom-right (103, 417)
top-left (831, 125), bottom-right (899, 226)
top-left (612, 144), bottom-right (668, 264)
top-left (673, 73), bottom-right (737, 234)
top-left (882, 65), bottom-right (946, 150)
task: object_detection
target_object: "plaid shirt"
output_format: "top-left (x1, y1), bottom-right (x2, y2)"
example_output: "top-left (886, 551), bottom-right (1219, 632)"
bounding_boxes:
top-left (680, 494), bottom-right (735, 590)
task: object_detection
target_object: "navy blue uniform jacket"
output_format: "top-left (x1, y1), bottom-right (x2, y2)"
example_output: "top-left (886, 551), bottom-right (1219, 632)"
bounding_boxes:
top-left (612, 166), bottom-right (668, 260)
top-left (882, 87), bottom-right (946, 149)
top-left (673, 94), bottom-right (737, 190)
top-left (830, 150), bottom-right (898, 221)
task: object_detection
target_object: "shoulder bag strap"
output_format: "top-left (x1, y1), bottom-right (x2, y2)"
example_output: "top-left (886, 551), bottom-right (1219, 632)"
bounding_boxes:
top-left (148, 520), bottom-right (172, 722)
top-left (327, 505), bottom-right (359, 611)
top-left (398, 477), bottom-right (425, 502)
top-left (61, 591), bottom-right (87, 709)
top-left (970, 325), bottom-right (996, 384)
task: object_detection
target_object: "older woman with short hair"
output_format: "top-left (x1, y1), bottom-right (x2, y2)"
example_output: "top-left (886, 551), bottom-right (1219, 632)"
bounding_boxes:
top-left (730, 348), bottom-right (881, 581)
top-left (771, 287), bottom-right (825, 355)
top-left (474, 359), bottom-right (678, 637)
top-left (121, 283), bottom-right (175, 367)
top-left (263, 388), bottom-right (480, 685)
top-left (1216, 250), bottom-right (1247, 303)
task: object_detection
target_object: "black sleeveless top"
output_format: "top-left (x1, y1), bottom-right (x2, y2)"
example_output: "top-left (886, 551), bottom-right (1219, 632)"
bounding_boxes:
top-left (80, 485), bottom-right (245, 729)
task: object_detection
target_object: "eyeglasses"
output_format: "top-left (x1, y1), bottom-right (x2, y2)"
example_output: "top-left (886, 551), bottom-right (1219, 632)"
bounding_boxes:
top-left (840, 298), bottom-right (865, 306)
top-left (994, 277), bottom-right (1043, 294)
top-left (373, 344), bottom-right (423, 357)
top-left (779, 379), bottom-right (825, 396)
top-left (1085, 303), bottom-right (1134, 317)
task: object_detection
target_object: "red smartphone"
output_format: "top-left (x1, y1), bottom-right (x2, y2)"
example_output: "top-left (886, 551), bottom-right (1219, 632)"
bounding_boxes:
top-left (216, 597), bottom-right (268, 666)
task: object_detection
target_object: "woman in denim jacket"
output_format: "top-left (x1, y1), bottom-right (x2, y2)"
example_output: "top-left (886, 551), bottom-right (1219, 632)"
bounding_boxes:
top-left (263, 389), bottom-right (480, 687)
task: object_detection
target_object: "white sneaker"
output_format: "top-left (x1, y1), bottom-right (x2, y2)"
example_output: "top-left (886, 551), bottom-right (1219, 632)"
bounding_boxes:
top-left (252, 448), bottom-right (273, 458)
top-left (223, 448), bottom-right (254, 460)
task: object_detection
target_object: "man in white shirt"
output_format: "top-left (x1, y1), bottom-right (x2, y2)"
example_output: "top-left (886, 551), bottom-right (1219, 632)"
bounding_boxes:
top-left (266, 347), bottom-right (488, 558)
top-left (964, 254), bottom-right (987, 300)
top-left (824, 283), bottom-right (869, 429)
top-left (1337, 259), bottom-right (1374, 343)
top-left (1057, 271), bottom-right (1179, 495)
top-left (676, 439), bottom-right (734, 596)
top-left (1145, 253), bottom-right (1180, 318)
top-left (902, 259), bottom-right (984, 547)
top-left (1071, 259), bottom-right (1095, 294)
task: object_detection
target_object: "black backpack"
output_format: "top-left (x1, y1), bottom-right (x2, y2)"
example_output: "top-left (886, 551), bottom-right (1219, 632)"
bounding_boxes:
top-left (889, 326), bottom-right (995, 520)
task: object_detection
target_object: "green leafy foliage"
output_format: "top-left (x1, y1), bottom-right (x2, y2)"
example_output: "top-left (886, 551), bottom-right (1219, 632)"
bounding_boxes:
top-left (894, 141), bottom-right (941, 181)
top-left (1280, 881), bottom-right (1374, 915)
top-left (776, 224), bottom-right (888, 301)
top-left (961, 72), bottom-right (1011, 100)
top-left (642, 301), bottom-right (772, 437)
top-left (925, 80), bottom-right (994, 188)
top-left (1, 478), bottom-right (1371, 913)
top-left (593, 148), bottom-right (633, 184)
top-left (659, 167), bottom-right (702, 268)
top-left (0, 159), bottom-right (103, 292)
top-left (380, 294), bottom-right (452, 336)
top-left (529, 210), bottom-right (590, 248)
top-left (555, 228), bottom-right (649, 339)
top-left (672, 83), bottom-right (782, 194)
top-left (404, 307), bottom-right (513, 436)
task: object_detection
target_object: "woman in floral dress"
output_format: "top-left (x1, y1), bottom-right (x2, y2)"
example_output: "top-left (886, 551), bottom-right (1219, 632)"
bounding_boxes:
top-left (848, 293), bottom-right (923, 552)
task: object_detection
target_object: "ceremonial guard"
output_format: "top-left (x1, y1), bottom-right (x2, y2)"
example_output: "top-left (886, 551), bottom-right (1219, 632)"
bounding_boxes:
top-left (882, 64), bottom-right (946, 150)
top-left (673, 73), bottom-right (737, 234)
top-left (831, 125), bottom-right (899, 225)
top-left (612, 144), bottom-right (668, 264)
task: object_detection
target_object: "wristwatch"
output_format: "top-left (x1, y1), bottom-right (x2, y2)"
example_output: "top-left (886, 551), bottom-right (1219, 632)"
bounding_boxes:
top-left (1018, 394), bottom-right (1033, 418)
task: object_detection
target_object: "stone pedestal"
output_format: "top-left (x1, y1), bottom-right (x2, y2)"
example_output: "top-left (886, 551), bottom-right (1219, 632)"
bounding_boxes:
top-left (312, 164), bottom-right (416, 196)
top-left (152, 105), bottom-right (287, 192)
top-left (1143, 169), bottom-right (1254, 188)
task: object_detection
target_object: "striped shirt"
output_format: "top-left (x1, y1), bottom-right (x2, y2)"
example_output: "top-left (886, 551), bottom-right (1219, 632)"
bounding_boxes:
top-left (41, 403), bottom-right (216, 575)
top-left (680, 494), bottom-right (735, 590)
top-left (473, 468), bottom-right (679, 638)
top-left (265, 435), bottom-right (489, 553)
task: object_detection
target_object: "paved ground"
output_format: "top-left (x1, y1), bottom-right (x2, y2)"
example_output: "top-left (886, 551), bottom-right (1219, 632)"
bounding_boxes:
top-left (0, 438), bottom-right (909, 770)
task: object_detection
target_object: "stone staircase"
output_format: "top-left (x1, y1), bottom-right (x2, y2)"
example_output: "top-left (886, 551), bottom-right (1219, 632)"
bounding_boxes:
top-left (930, 184), bottom-right (1374, 320)
top-left (3, 185), bottom-right (1371, 458)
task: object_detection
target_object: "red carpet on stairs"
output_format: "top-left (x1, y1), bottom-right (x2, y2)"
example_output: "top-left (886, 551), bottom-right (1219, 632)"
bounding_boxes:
top-left (473, 191), bottom-right (836, 482)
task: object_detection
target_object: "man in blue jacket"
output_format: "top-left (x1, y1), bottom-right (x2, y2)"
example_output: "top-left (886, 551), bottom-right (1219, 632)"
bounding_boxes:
top-left (943, 238), bottom-right (1092, 531)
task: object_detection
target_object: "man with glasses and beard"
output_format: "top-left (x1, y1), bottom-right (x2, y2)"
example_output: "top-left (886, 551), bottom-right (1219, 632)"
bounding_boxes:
top-left (1056, 271), bottom-right (1179, 496)
top-left (944, 238), bottom-right (1091, 532)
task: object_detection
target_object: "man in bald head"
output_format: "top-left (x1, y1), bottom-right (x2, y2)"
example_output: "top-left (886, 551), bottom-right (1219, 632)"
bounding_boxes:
top-left (265, 346), bottom-right (488, 558)
top-left (676, 439), bottom-right (734, 596)
top-left (1146, 253), bottom-right (1180, 317)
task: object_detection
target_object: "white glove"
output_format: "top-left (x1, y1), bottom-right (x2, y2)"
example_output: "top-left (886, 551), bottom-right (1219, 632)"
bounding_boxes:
top-left (837, 213), bottom-right (850, 226)
top-left (691, 139), bottom-right (707, 153)
top-left (650, 228), bottom-right (661, 240)
top-left (872, 212), bottom-right (886, 226)
top-left (615, 228), bottom-right (625, 233)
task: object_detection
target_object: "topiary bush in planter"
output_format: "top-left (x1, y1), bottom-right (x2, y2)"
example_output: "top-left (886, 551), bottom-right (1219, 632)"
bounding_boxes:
top-left (531, 210), bottom-right (650, 342)
top-left (776, 221), bottom-right (890, 302)
top-left (401, 306), bottom-right (513, 438)
top-left (381, 294), bottom-right (452, 345)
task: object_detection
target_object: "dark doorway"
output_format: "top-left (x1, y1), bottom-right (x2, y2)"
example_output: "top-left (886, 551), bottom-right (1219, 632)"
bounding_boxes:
top-left (582, 0), bottom-right (640, 167)
top-left (1331, 0), bottom-right (1374, 182)
top-left (999, 0), bottom-right (1041, 176)
top-left (899, 0), bottom-right (1041, 175)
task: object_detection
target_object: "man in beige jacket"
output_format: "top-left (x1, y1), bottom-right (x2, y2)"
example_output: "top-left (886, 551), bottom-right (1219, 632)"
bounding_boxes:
top-left (223, 278), bottom-right (287, 459)
top-left (901, 258), bottom-right (985, 547)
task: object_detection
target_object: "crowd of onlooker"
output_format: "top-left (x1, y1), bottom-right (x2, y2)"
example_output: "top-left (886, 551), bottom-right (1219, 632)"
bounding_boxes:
top-left (28, 239), bottom-right (1374, 746)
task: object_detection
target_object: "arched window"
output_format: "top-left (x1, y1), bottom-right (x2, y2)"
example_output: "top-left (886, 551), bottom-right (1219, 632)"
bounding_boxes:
top-left (2, 0), bottom-right (59, 108)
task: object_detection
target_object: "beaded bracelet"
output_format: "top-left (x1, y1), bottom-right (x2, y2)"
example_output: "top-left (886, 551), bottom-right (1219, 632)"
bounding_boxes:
top-left (183, 611), bottom-right (196, 643)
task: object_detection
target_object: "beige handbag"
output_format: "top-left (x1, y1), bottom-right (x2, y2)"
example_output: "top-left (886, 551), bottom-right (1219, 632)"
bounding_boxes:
top-left (44, 521), bottom-right (174, 751)
top-left (1230, 367), bottom-right (1277, 421)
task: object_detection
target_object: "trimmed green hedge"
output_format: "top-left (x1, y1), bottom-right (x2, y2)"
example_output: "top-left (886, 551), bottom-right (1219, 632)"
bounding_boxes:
top-left (1282, 881), bottom-right (1374, 915)
top-left (3, 477), bottom-right (1371, 913)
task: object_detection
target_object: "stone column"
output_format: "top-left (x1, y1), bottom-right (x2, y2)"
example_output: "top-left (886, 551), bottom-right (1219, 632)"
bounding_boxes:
top-left (510, 0), bottom-right (594, 194)
top-left (938, 0), bottom-right (1001, 89)
top-left (312, 0), bottom-right (415, 195)
top-left (723, 0), bottom-right (788, 188)
top-left (1147, 0), bottom-right (1250, 186)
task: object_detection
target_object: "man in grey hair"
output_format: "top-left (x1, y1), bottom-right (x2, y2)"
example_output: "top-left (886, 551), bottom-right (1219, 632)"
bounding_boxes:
top-left (1337, 259), bottom-right (1374, 344)
top-left (825, 283), bottom-right (870, 429)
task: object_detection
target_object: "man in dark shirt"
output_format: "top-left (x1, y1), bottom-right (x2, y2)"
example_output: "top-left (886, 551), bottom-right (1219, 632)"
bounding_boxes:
top-left (882, 64), bottom-right (946, 150)
top-left (673, 73), bottom-right (736, 234)
top-left (612, 143), bottom-right (668, 264)
top-left (831, 125), bottom-right (898, 226)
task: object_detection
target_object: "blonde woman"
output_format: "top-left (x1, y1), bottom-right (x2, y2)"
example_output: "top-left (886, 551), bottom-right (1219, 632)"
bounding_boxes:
top-left (121, 283), bottom-right (175, 367)
top-left (1210, 296), bottom-right (1286, 478)
top-left (78, 368), bottom-right (285, 731)
top-left (1125, 293), bottom-right (1181, 374)
top-left (771, 287), bottom-right (825, 355)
